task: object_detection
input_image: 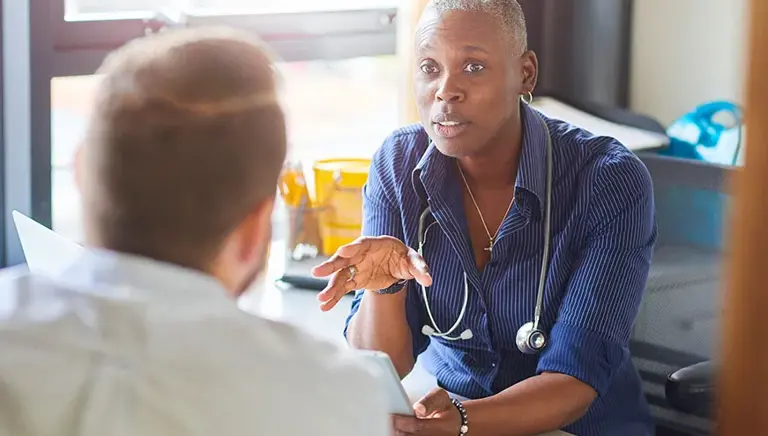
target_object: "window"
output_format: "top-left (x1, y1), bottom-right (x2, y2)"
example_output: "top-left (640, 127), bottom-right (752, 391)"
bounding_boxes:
top-left (54, 0), bottom-right (399, 76)
top-left (51, 56), bottom-right (399, 240)
top-left (67, 0), bottom-right (400, 15)
top-left (0, 0), bottom-right (408, 266)
top-left (0, 0), bottom-right (404, 266)
top-left (49, 0), bottom-right (402, 241)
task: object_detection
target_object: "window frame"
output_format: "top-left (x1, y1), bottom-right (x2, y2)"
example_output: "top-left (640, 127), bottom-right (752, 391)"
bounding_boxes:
top-left (2, 0), bottom-right (54, 267)
top-left (0, 0), bottom-right (399, 267)
top-left (53, 1), bottom-right (399, 76)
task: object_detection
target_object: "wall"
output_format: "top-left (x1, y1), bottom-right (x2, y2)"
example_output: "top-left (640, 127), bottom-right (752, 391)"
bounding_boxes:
top-left (630, 0), bottom-right (749, 126)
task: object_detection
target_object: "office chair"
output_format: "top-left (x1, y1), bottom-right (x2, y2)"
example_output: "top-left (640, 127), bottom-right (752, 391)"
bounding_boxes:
top-left (666, 360), bottom-right (716, 416)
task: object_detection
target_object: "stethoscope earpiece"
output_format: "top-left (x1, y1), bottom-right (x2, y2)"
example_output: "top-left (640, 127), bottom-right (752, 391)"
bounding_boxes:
top-left (418, 112), bottom-right (553, 355)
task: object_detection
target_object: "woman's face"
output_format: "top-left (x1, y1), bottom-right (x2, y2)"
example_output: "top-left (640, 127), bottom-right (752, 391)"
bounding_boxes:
top-left (414, 8), bottom-right (537, 158)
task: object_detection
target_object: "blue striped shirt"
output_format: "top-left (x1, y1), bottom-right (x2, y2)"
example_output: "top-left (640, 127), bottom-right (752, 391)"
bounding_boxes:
top-left (345, 103), bottom-right (657, 435)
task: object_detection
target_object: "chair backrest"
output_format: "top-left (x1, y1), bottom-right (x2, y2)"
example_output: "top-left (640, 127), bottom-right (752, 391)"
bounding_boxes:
top-left (631, 153), bottom-right (735, 435)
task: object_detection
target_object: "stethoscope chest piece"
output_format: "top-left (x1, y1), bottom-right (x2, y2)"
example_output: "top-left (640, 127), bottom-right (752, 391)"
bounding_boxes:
top-left (515, 321), bottom-right (547, 355)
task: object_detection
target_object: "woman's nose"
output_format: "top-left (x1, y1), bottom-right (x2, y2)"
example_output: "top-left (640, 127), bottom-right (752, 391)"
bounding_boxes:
top-left (435, 77), bottom-right (465, 103)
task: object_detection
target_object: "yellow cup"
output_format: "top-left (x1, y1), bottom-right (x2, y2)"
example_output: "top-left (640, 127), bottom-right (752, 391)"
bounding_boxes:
top-left (312, 158), bottom-right (371, 256)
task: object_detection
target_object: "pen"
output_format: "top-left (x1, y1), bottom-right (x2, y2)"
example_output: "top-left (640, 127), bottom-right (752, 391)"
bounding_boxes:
top-left (279, 163), bottom-right (309, 207)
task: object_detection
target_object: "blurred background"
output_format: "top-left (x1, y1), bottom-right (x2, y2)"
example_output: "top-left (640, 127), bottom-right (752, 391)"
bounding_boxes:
top-left (0, 1), bottom-right (754, 435)
top-left (46, 0), bottom-right (747, 242)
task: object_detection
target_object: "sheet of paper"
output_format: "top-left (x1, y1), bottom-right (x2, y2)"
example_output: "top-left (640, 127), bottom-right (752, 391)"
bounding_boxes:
top-left (12, 210), bottom-right (84, 276)
top-left (531, 97), bottom-right (669, 151)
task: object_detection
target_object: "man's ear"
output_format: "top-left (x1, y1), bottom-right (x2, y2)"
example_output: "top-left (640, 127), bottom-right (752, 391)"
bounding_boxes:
top-left (520, 50), bottom-right (539, 95)
top-left (237, 196), bottom-right (274, 262)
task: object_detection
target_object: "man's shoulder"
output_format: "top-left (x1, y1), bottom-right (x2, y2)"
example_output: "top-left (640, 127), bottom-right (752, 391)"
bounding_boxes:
top-left (233, 318), bottom-right (389, 434)
top-left (256, 318), bottom-right (382, 384)
top-left (0, 267), bottom-right (72, 318)
top-left (0, 267), bottom-right (33, 322)
top-left (0, 265), bottom-right (32, 285)
top-left (240, 316), bottom-right (379, 379)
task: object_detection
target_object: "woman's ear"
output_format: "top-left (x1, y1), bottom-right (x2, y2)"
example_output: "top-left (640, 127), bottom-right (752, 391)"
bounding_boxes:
top-left (520, 50), bottom-right (539, 95)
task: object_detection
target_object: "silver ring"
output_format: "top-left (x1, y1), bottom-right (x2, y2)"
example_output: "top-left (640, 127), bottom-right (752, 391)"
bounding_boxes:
top-left (347, 265), bottom-right (357, 282)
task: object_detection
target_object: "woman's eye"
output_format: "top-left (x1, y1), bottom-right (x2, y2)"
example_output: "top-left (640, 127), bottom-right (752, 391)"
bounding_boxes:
top-left (464, 63), bottom-right (485, 73)
top-left (420, 64), bottom-right (438, 74)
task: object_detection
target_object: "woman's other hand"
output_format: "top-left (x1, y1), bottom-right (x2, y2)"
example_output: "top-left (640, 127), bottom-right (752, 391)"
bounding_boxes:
top-left (392, 388), bottom-right (463, 436)
top-left (311, 236), bottom-right (432, 311)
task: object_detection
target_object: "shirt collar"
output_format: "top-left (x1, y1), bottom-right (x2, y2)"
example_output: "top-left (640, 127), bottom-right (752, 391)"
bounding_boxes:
top-left (56, 248), bottom-right (230, 302)
top-left (413, 102), bottom-right (549, 216)
top-left (517, 102), bottom-right (548, 214)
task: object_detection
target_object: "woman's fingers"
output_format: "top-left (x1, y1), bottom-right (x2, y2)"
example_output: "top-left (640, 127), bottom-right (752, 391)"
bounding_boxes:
top-left (311, 254), bottom-right (350, 278)
top-left (310, 238), bottom-right (370, 278)
top-left (315, 236), bottom-right (421, 311)
top-left (336, 238), bottom-right (373, 260)
top-left (317, 266), bottom-right (365, 312)
top-left (406, 249), bottom-right (432, 287)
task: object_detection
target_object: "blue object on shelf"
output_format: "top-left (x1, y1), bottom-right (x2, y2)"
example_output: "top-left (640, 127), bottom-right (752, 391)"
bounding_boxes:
top-left (661, 101), bottom-right (744, 166)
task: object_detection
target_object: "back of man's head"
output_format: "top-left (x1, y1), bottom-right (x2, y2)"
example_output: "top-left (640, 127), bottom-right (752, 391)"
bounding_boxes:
top-left (79, 27), bottom-right (286, 271)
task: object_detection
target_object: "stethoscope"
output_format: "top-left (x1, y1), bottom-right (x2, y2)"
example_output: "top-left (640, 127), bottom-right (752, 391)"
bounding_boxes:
top-left (418, 111), bottom-right (553, 355)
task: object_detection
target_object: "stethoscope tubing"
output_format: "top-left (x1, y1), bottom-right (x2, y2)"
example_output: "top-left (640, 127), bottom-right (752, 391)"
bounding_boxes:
top-left (416, 111), bottom-right (553, 347)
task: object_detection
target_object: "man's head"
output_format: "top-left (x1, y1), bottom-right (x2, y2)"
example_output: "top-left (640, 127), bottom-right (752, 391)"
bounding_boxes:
top-left (76, 27), bottom-right (286, 298)
top-left (414, 0), bottom-right (538, 157)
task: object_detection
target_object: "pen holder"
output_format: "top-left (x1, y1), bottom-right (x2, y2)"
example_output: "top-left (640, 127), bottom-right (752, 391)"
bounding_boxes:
top-left (313, 158), bottom-right (370, 255)
top-left (286, 203), bottom-right (322, 261)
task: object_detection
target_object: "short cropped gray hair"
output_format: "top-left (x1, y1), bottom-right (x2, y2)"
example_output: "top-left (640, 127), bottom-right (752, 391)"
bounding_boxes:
top-left (429, 0), bottom-right (528, 53)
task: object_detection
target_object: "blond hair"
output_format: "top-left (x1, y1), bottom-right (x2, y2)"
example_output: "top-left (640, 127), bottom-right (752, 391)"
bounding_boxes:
top-left (81, 27), bottom-right (286, 269)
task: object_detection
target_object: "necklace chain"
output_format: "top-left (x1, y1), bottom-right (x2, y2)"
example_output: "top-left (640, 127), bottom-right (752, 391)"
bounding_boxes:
top-left (457, 162), bottom-right (515, 252)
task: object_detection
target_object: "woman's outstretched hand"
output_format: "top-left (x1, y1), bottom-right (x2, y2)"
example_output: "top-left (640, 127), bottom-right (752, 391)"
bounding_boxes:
top-left (311, 236), bottom-right (432, 311)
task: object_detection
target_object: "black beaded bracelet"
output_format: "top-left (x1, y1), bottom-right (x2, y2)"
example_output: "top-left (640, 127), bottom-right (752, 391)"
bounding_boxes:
top-left (374, 279), bottom-right (408, 295)
top-left (451, 398), bottom-right (469, 435)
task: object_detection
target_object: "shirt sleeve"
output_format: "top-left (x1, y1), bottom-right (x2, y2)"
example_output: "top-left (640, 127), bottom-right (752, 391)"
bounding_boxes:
top-left (536, 151), bottom-right (657, 397)
top-left (343, 134), bottom-right (431, 359)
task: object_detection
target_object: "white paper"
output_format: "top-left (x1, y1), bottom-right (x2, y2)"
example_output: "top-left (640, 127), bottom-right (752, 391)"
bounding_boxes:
top-left (12, 210), bottom-right (84, 276)
top-left (531, 97), bottom-right (670, 151)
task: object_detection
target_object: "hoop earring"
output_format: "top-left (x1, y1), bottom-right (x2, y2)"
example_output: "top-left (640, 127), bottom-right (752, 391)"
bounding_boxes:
top-left (521, 91), bottom-right (534, 105)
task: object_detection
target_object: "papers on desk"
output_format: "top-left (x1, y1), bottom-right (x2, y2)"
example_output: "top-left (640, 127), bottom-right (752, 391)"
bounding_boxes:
top-left (12, 210), bottom-right (84, 276)
top-left (531, 97), bottom-right (669, 151)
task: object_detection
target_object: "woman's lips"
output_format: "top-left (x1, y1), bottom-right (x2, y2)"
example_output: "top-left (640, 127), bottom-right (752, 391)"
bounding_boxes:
top-left (433, 122), bottom-right (470, 139)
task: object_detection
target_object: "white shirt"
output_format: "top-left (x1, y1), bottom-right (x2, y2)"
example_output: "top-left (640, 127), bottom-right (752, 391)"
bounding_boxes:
top-left (0, 249), bottom-right (389, 436)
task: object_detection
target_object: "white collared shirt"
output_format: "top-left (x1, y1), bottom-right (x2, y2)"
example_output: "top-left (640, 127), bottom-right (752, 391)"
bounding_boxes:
top-left (0, 249), bottom-right (388, 436)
